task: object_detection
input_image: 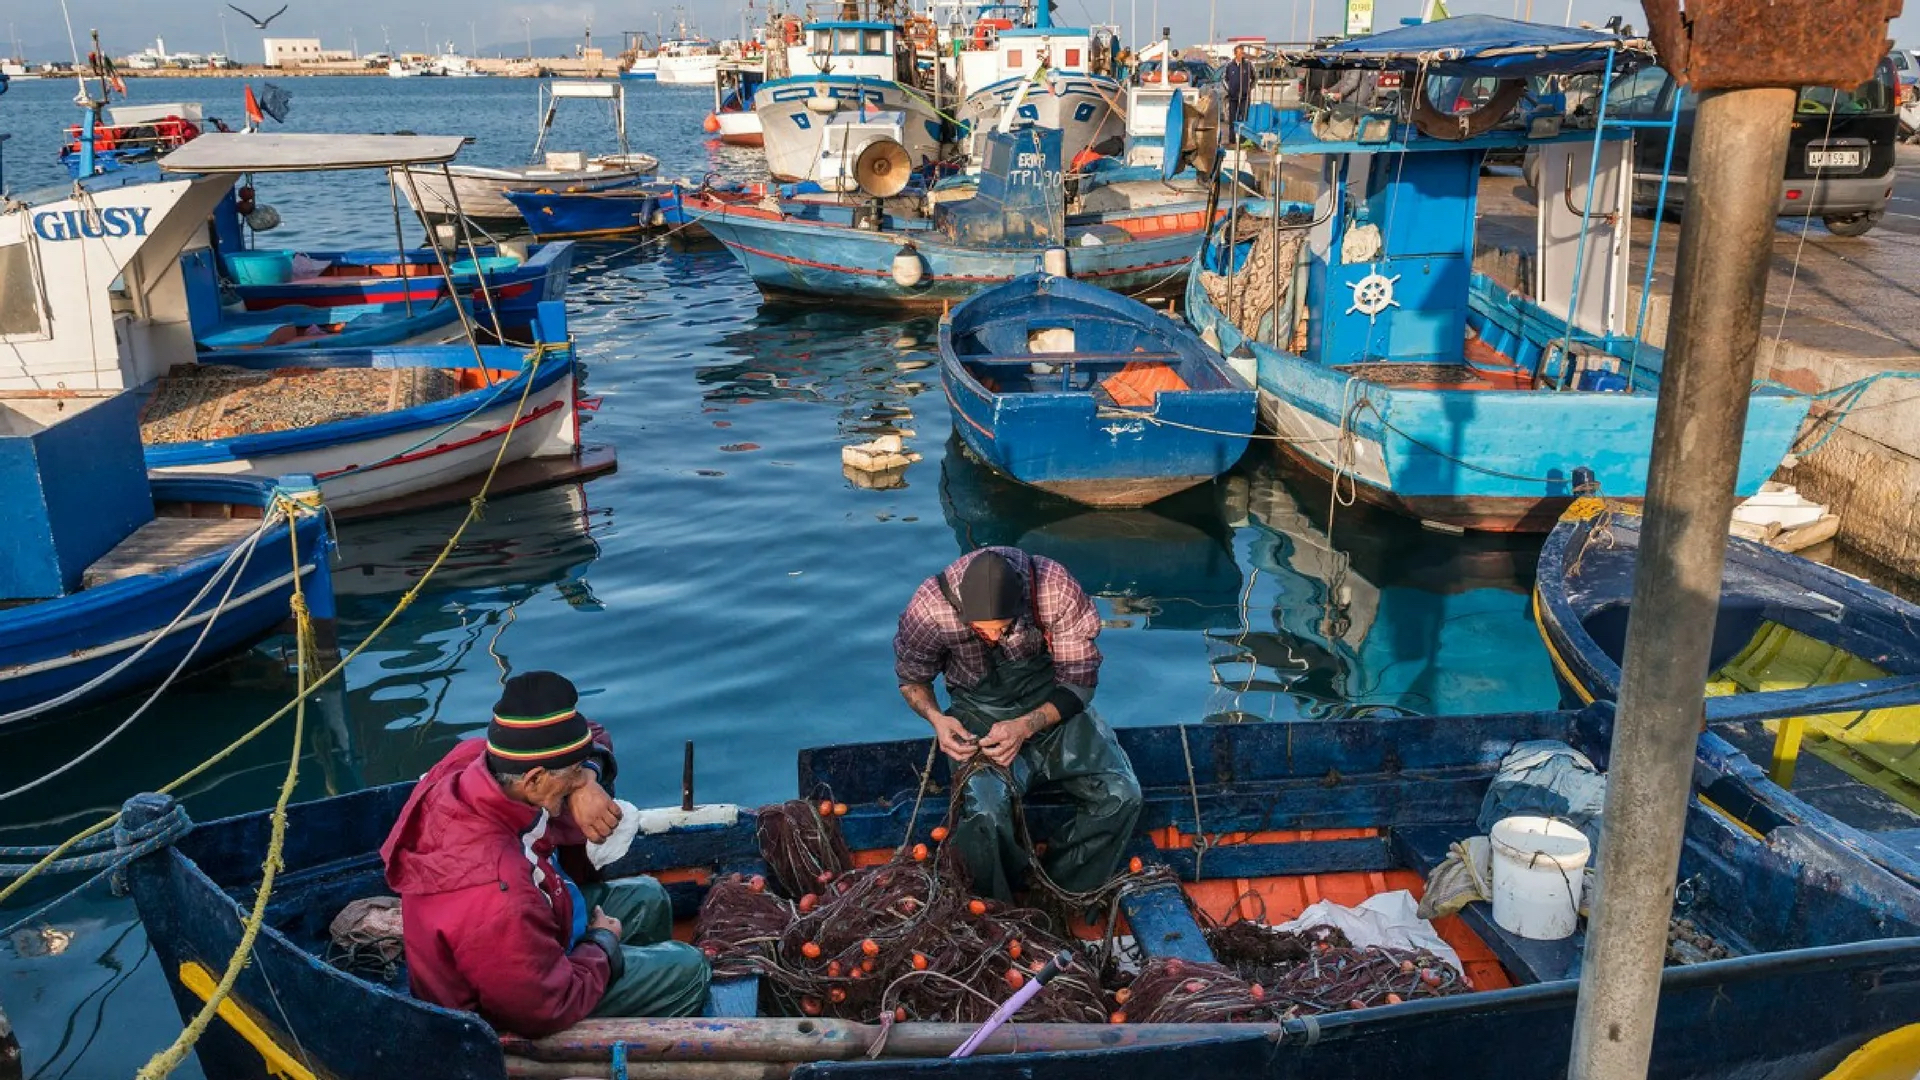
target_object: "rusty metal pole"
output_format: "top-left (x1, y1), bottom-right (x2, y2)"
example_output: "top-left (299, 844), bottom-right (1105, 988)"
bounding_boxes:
top-left (1568, 4), bottom-right (1900, 1079)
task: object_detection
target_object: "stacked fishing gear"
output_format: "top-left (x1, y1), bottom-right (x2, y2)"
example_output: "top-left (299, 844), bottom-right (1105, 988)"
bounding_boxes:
top-left (695, 772), bottom-right (1471, 1028)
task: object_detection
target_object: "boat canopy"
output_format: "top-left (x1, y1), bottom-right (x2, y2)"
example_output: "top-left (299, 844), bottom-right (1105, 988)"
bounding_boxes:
top-left (1301, 14), bottom-right (1651, 78)
top-left (548, 80), bottom-right (622, 99)
top-left (160, 133), bottom-right (468, 174)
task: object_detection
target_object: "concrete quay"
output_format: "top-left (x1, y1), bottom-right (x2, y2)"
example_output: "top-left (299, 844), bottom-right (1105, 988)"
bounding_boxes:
top-left (1475, 145), bottom-right (1920, 580)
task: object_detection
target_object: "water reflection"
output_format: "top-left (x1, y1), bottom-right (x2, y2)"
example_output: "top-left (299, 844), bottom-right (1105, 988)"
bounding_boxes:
top-left (705, 309), bottom-right (941, 444)
top-left (939, 433), bottom-right (1245, 632)
top-left (1214, 458), bottom-right (1556, 720)
top-left (932, 439), bottom-right (1556, 723)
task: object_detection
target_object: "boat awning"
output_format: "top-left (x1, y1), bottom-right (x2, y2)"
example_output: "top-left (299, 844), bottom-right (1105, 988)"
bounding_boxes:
top-left (549, 80), bottom-right (622, 99)
top-left (1300, 15), bottom-right (1651, 78)
top-left (159, 133), bottom-right (468, 174)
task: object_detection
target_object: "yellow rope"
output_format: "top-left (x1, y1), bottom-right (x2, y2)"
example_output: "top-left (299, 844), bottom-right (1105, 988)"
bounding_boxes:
top-left (135, 514), bottom-right (316, 1080)
top-left (0, 342), bottom-right (560, 910)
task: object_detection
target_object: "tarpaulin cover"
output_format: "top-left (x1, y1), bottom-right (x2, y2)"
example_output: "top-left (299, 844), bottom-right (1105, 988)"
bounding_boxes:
top-left (937, 127), bottom-right (1065, 248)
top-left (1301, 14), bottom-right (1649, 78)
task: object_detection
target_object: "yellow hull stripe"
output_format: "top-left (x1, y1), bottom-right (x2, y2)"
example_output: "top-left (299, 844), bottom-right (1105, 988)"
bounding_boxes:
top-left (1531, 587), bottom-right (1596, 705)
top-left (178, 960), bottom-right (317, 1080)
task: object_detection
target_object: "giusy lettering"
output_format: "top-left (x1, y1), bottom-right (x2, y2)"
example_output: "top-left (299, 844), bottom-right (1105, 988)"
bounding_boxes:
top-left (30, 206), bottom-right (153, 242)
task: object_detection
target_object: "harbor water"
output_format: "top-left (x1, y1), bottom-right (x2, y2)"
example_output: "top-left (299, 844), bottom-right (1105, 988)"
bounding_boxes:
top-left (0, 76), bottom-right (1557, 1076)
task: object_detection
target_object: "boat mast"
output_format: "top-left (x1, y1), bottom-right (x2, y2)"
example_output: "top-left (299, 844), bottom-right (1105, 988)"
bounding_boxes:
top-left (1565, 4), bottom-right (1901, 1079)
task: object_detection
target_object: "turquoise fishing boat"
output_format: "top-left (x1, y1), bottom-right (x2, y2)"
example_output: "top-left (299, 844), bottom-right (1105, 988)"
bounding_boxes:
top-left (1184, 17), bottom-right (1812, 531)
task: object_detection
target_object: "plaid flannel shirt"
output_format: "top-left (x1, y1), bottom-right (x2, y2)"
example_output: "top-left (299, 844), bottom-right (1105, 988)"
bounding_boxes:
top-left (893, 547), bottom-right (1101, 698)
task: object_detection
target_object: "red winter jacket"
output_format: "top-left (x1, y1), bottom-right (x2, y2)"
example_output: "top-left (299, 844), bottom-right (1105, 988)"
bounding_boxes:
top-left (380, 732), bottom-right (616, 1036)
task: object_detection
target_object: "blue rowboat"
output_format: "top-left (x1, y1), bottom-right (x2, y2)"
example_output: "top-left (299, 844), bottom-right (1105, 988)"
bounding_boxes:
top-left (1534, 501), bottom-right (1920, 888)
top-left (122, 703), bottom-right (1920, 1079)
top-left (0, 473), bottom-right (333, 725)
top-left (503, 180), bottom-right (675, 240)
top-left (941, 273), bottom-right (1254, 507)
top-left (194, 299), bottom-right (467, 352)
top-left (1190, 19), bottom-right (1813, 532)
top-left (143, 301), bottom-right (609, 518)
top-left (228, 243), bottom-right (576, 342)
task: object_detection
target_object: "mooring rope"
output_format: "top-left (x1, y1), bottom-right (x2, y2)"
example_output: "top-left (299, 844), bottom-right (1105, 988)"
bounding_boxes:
top-left (0, 340), bottom-right (559, 913)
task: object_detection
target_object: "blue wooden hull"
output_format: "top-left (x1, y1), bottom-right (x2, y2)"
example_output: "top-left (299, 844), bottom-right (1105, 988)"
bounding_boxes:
top-left (1534, 504), bottom-right (1920, 888)
top-left (1184, 254), bottom-right (1813, 532)
top-left (940, 274), bottom-right (1254, 506)
top-left (125, 705), bottom-right (1920, 1079)
top-left (233, 242), bottom-right (576, 338)
top-left (0, 474), bottom-right (334, 725)
top-left (504, 183), bottom-right (674, 240)
top-left (196, 299), bottom-right (466, 352)
top-left (701, 206), bottom-right (1205, 308)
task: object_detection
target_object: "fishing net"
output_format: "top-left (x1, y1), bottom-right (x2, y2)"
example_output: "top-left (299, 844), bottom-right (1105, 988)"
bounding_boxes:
top-left (1197, 209), bottom-right (1310, 346)
top-left (694, 757), bottom-right (1477, 1027)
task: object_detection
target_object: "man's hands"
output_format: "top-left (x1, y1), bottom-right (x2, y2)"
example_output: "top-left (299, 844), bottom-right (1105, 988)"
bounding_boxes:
top-left (569, 778), bottom-right (623, 844)
top-left (588, 905), bottom-right (623, 938)
top-left (978, 718), bottom-right (1032, 767)
top-left (930, 713), bottom-right (977, 764)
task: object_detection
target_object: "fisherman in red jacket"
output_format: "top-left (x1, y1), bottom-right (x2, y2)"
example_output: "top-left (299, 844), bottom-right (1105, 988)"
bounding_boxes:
top-left (381, 672), bottom-right (710, 1036)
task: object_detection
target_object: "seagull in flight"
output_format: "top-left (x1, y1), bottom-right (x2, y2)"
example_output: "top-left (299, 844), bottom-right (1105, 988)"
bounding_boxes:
top-left (226, 4), bottom-right (290, 29)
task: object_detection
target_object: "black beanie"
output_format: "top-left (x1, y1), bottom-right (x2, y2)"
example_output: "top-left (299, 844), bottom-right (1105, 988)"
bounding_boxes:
top-left (486, 671), bottom-right (593, 773)
top-left (958, 551), bottom-right (1025, 622)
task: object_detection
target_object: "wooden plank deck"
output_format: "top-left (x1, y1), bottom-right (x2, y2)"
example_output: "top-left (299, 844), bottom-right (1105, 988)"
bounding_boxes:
top-left (83, 518), bottom-right (260, 588)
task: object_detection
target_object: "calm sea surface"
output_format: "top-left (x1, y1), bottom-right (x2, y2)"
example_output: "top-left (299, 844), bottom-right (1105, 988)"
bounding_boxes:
top-left (0, 75), bottom-right (1556, 1077)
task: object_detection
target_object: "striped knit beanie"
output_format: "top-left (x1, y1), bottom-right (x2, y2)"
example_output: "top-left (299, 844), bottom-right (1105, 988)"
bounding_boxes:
top-left (486, 671), bottom-right (593, 773)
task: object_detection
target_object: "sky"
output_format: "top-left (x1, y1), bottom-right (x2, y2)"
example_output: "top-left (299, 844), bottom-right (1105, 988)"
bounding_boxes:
top-left (5, 0), bottom-right (1918, 60)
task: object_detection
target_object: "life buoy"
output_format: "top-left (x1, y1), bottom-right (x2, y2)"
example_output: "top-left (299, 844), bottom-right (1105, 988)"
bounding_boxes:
top-left (1410, 75), bottom-right (1527, 141)
top-left (782, 16), bottom-right (803, 45)
top-left (905, 17), bottom-right (938, 53)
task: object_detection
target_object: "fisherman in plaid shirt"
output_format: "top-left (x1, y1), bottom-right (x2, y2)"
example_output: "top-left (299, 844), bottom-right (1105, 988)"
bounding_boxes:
top-left (895, 547), bottom-right (1142, 901)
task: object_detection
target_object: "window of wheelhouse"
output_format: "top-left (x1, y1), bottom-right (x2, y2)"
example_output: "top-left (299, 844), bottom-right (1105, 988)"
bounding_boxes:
top-left (1007, 48), bottom-right (1024, 68)
top-left (863, 29), bottom-right (888, 54)
top-left (810, 29), bottom-right (832, 54)
top-left (1065, 46), bottom-right (1082, 67)
top-left (835, 28), bottom-right (862, 53)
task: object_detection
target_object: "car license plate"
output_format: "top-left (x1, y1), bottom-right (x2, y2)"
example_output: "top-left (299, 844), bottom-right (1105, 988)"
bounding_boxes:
top-left (1808, 149), bottom-right (1862, 168)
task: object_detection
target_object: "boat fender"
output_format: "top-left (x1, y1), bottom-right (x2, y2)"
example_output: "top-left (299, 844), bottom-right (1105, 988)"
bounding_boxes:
top-left (1042, 246), bottom-right (1070, 277)
top-left (650, 210), bottom-right (667, 227)
top-left (704, 112), bottom-right (721, 133)
top-left (246, 204), bottom-right (282, 232)
top-left (806, 93), bottom-right (839, 114)
top-left (234, 184), bottom-right (257, 216)
top-left (891, 245), bottom-right (926, 288)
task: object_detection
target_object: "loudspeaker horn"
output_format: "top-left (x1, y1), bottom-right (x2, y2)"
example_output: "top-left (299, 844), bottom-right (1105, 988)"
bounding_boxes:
top-left (854, 138), bottom-right (912, 199)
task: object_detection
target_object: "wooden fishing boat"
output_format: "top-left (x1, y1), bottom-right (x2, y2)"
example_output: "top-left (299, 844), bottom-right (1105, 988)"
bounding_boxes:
top-left (940, 273), bottom-right (1254, 507)
top-left (1184, 17), bottom-right (1812, 532)
top-left (952, 18), bottom-right (1126, 167)
top-left (0, 453), bottom-right (333, 725)
top-left (194, 299), bottom-right (466, 352)
top-left (695, 129), bottom-right (1212, 307)
top-left (754, 21), bottom-right (946, 184)
top-left (503, 180), bottom-right (677, 240)
top-left (225, 244), bottom-right (576, 343)
top-left (3, 135), bottom-right (613, 518)
top-left (396, 81), bottom-right (660, 226)
top-left (140, 301), bottom-right (599, 517)
top-left (1534, 500), bottom-right (1920, 888)
top-left (711, 59), bottom-right (766, 147)
top-left (122, 704), bottom-right (1920, 1079)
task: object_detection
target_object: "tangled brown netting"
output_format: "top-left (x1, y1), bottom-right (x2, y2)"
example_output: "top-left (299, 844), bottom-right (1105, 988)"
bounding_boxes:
top-left (693, 756), bottom-right (1477, 1028)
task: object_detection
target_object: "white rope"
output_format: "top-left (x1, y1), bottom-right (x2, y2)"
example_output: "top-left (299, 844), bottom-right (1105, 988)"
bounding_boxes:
top-left (1768, 100), bottom-right (1842, 355)
top-left (0, 506), bottom-right (285, 801)
top-left (0, 510), bottom-right (280, 726)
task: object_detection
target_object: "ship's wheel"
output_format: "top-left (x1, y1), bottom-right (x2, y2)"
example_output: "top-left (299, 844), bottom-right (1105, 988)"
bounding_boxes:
top-left (1346, 272), bottom-right (1402, 322)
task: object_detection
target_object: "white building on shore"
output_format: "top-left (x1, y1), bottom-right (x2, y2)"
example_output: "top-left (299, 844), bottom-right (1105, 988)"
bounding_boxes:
top-left (263, 37), bottom-right (323, 66)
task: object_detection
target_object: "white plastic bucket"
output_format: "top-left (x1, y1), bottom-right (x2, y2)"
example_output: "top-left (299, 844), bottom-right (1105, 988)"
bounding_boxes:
top-left (1489, 815), bottom-right (1590, 941)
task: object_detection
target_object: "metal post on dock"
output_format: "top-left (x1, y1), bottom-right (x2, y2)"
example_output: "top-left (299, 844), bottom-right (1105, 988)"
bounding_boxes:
top-left (1566, 4), bottom-right (1900, 1080)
